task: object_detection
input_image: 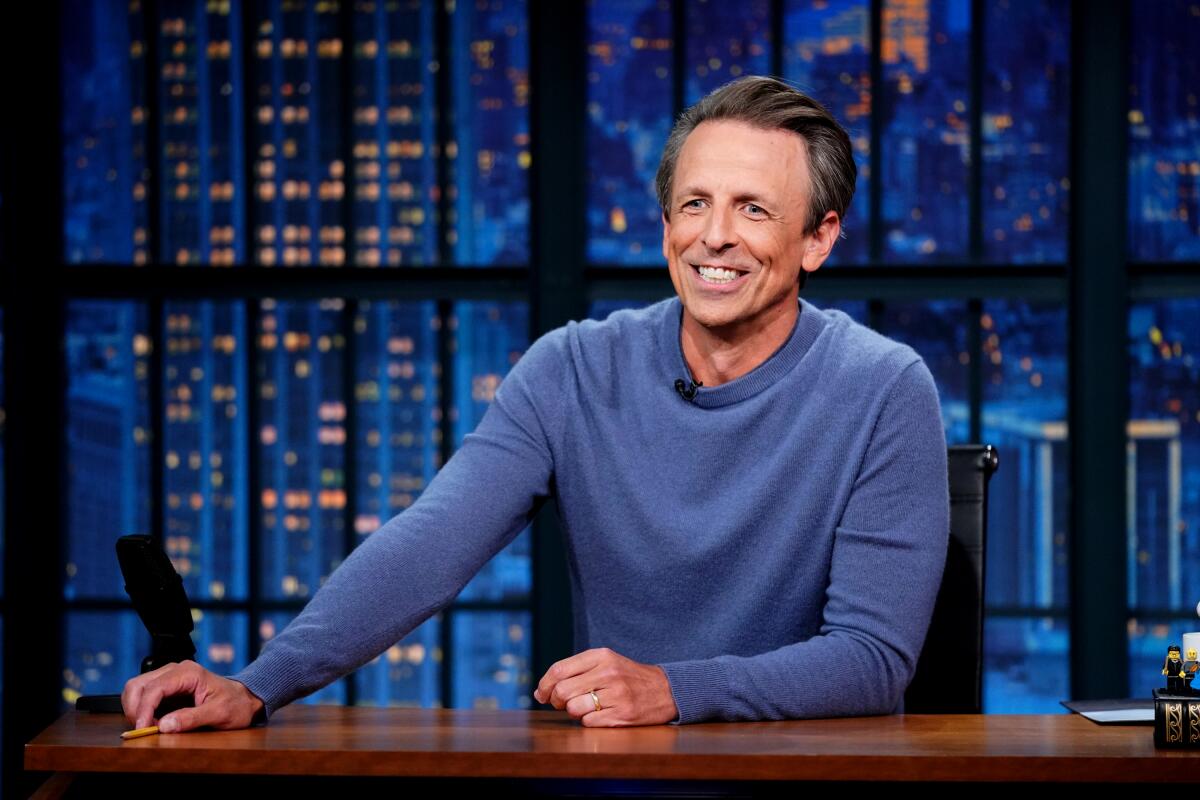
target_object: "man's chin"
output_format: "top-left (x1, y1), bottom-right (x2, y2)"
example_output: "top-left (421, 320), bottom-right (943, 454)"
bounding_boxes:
top-left (680, 301), bottom-right (741, 332)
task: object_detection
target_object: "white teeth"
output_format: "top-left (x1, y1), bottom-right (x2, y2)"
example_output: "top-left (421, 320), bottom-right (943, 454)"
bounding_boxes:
top-left (697, 266), bottom-right (741, 283)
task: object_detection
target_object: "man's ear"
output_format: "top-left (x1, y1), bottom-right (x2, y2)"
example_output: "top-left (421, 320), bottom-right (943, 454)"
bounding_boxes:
top-left (661, 211), bottom-right (670, 262)
top-left (801, 210), bottom-right (841, 273)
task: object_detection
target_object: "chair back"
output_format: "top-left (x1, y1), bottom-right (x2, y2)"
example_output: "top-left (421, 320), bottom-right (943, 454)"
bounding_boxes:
top-left (904, 444), bottom-right (999, 714)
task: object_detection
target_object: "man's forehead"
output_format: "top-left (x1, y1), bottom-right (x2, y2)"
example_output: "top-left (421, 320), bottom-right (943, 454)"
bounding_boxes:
top-left (673, 120), bottom-right (809, 194)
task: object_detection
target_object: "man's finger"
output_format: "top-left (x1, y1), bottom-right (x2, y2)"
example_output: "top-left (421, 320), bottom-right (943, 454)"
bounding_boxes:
top-left (122, 679), bottom-right (145, 727)
top-left (132, 665), bottom-right (202, 728)
top-left (534, 648), bottom-right (607, 703)
top-left (580, 707), bottom-right (622, 727)
top-left (122, 663), bottom-right (173, 726)
top-left (158, 701), bottom-right (225, 734)
top-left (565, 687), bottom-right (609, 720)
top-left (547, 669), bottom-right (605, 711)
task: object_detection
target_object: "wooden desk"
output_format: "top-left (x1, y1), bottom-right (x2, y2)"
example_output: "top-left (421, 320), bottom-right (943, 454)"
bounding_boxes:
top-left (24, 707), bottom-right (1200, 796)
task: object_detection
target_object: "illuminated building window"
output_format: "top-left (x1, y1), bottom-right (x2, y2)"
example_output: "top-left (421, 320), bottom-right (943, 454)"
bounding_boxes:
top-left (61, 0), bottom-right (149, 264)
top-left (1127, 0), bottom-right (1200, 261)
top-left (1127, 298), bottom-right (1200, 695)
top-left (880, 0), bottom-right (971, 261)
top-left (586, 0), bottom-right (673, 265)
top-left (64, 301), bottom-right (151, 600)
top-left (982, 0), bottom-right (1070, 263)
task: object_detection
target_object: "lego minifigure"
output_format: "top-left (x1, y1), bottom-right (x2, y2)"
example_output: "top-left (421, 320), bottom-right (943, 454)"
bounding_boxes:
top-left (1183, 647), bottom-right (1199, 696)
top-left (1163, 645), bottom-right (1188, 695)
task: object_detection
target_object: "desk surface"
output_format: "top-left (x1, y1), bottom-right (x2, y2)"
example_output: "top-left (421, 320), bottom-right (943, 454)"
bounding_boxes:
top-left (25, 707), bottom-right (1200, 783)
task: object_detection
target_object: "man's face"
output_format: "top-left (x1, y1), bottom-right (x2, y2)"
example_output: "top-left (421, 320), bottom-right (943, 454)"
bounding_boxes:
top-left (661, 119), bottom-right (837, 335)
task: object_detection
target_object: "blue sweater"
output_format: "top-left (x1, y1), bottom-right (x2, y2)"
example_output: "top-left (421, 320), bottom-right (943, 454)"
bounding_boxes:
top-left (231, 296), bottom-right (950, 724)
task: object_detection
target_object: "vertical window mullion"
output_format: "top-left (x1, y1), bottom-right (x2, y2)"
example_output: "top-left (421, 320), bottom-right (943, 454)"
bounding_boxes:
top-left (144, 5), bottom-right (166, 550)
top-left (149, 297), bottom-right (165, 550)
top-left (967, 297), bottom-right (983, 444)
top-left (245, 298), bottom-right (263, 679)
top-left (671, 0), bottom-right (686, 119)
top-left (144, 2), bottom-right (163, 263)
top-left (337, 0), bottom-right (358, 707)
top-left (868, 0), bottom-right (883, 264)
top-left (435, 2), bottom-right (451, 266)
top-left (240, 1), bottom-right (262, 677)
top-left (340, 298), bottom-right (358, 706)
top-left (437, 298), bottom-right (455, 707)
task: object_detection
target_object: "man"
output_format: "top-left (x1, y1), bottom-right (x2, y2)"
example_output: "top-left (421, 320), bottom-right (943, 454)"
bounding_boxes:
top-left (122, 76), bottom-right (949, 732)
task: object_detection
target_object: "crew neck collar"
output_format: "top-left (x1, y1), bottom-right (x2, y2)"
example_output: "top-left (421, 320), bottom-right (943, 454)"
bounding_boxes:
top-left (659, 295), bottom-right (828, 409)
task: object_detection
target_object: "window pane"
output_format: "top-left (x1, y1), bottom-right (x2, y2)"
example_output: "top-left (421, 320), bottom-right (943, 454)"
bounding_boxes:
top-left (192, 610), bottom-right (249, 675)
top-left (452, 302), bottom-right (531, 602)
top-left (684, 0), bottom-right (771, 104)
top-left (983, 616), bottom-right (1068, 712)
top-left (981, 0), bottom-right (1069, 263)
top-left (61, 0), bottom-right (149, 264)
top-left (1128, 0), bottom-right (1200, 262)
top-left (784, 0), bottom-right (872, 265)
top-left (350, 2), bottom-right (438, 267)
top-left (875, 300), bottom-right (970, 442)
top-left (164, 302), bottom-right (249, 601)
top-left (587, 0), bottom-right (673, 265)
top-left (259, 612), bottom-right (346, 704)
top-left (451, 610), bottom-right (532, 709)
top-left (979, 301), bottom-right (1069, 712)
top-left (349, 301), bottom-right (442, 707)
top-left (352, 615), bottom-right (441, 707)
top-left (158, 1), bottom-right (246, 266)
top-left (352, 301), bottom-right (440, 540)
top-left (63, 611), bottom-right (148, 708)
top-left (249, 0), bottom-right (345, 267)
top-left (981, 301), bottom-right (1068, 611)
top-left (1128, 299), bottom-right (1200, 611)
top-left (65, 301), bottom-right (151, 599)
top-left (881, 0), bottom-right (971, 261)
top-left (258, 299), bottom-right (346, 600)
top-left (449, 0), bottom-right (530, 264)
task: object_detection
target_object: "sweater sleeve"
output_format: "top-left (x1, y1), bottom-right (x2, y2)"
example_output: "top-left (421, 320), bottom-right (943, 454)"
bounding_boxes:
top-left (656, 358), bottom-right (950, 724)
top-left (228, 330), bottom-right (564, 719)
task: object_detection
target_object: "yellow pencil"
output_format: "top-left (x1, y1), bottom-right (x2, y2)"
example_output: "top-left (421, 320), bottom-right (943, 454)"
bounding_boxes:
top-left (120, 725), bottom-right (160, 740)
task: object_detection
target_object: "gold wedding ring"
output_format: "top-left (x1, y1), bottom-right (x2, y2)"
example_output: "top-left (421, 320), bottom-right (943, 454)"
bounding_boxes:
top-left (588, 689), bottom-right (602, 712)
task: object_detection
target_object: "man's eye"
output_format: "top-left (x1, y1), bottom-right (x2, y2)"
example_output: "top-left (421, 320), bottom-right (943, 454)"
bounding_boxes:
top-left (746, 204), bottom-right (765, 216)
top-left (683, 199), bottom-right (704, 209)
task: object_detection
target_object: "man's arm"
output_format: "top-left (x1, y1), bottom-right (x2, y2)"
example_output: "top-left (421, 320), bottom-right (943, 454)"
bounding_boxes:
top-left (656, 359), bottom-right (950, 724)
top-left (123, 330), bottom-right (565, 730)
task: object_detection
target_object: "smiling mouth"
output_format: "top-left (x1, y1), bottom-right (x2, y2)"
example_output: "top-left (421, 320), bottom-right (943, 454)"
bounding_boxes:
top-left (692, 264), bottom-right (749, 285)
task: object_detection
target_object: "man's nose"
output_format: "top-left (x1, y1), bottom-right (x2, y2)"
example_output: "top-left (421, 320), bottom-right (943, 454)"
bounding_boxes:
top-left (701, 206), bottom-right (738, 252)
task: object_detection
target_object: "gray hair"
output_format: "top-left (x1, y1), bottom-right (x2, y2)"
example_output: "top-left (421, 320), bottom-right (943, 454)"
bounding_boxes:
top-left (654, 76), bottom-right (857, 238)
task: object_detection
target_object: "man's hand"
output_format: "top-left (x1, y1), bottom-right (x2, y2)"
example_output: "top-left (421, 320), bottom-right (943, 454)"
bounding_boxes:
top-left (532, 647), bottom-right (678, 727)
top-left (121, 660), bottom-right (265, 733)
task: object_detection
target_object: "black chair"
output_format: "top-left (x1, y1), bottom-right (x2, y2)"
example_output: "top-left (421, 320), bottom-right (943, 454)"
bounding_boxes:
top-left (904, 444), bottom-right (999, 714)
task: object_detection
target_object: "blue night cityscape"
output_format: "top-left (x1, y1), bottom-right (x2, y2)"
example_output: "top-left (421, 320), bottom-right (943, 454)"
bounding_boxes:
top-left (0, 0), bottom-right (1190, 743)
